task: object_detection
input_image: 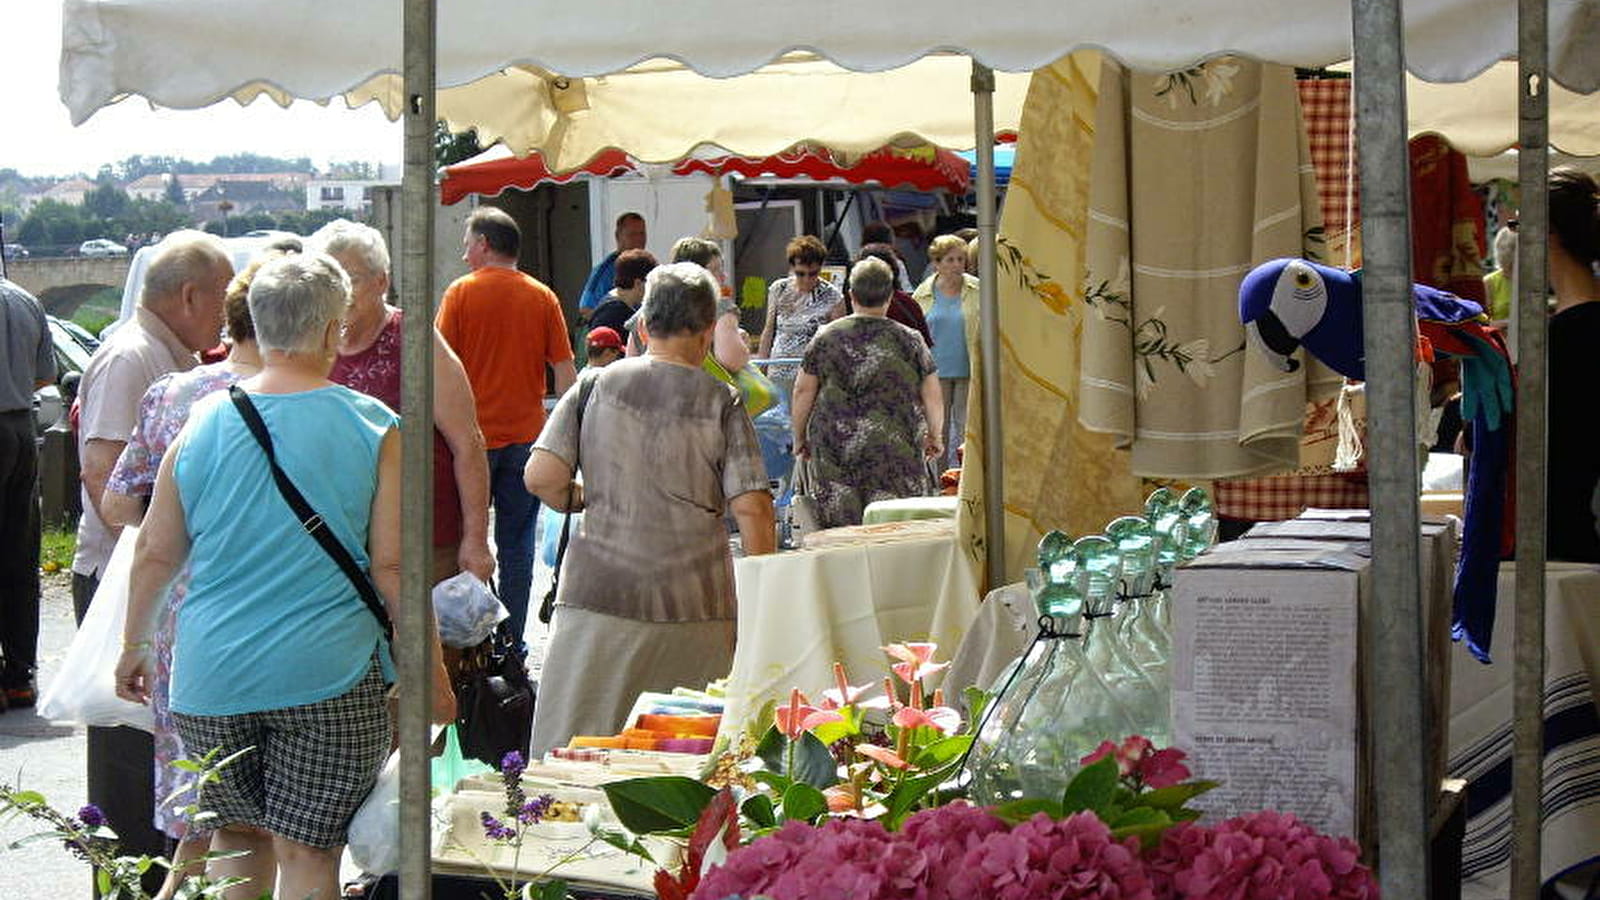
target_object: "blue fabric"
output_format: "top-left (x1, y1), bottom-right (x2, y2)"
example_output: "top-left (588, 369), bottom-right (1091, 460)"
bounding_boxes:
top-left (926, 289), bottom-right (969, 378)
top-left (1453, 414), bottom-right (1510, 664)
top-left (578, 251), bottom-right (619, 311)
top-left (488, 441), bottom-right (539, 645)
top-left (170, 386), bottom-right (397, 716)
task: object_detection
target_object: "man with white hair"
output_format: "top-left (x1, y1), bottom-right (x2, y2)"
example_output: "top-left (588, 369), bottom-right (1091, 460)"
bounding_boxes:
top-left (71, 228), bottom-right (232, 887)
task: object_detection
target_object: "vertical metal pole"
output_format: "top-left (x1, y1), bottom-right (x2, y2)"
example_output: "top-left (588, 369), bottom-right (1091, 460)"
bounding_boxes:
top-left (971, 60), bottom-right (1004, 591)
top-left (1349, 1), bottom-right (1430, 895)
top-left (1511, 0), bottom-right (1549, 892)
top-left (400, 1), bottom-right (437, 898)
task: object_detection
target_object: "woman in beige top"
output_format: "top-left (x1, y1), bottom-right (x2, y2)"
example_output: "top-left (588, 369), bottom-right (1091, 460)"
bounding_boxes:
top-left (523, 262), bottom-right (777, 754)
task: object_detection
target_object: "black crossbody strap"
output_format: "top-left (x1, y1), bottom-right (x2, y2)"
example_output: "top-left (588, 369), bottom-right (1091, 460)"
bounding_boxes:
top-left (539, 373), bottom-right (598, 624)
top-left (229, 386), bottom-right (394, 643)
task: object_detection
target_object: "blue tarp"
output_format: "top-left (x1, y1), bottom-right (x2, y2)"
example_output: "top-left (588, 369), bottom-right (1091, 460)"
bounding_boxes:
top-left (957, 146), bottom-right (1015, 190)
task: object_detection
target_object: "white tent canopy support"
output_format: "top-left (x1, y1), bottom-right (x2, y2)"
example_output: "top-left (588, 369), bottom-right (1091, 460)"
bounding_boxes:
top-left (420, 56), bottom-right (1030, 168)
top-left (58, 0), bottom-right (1600, 121)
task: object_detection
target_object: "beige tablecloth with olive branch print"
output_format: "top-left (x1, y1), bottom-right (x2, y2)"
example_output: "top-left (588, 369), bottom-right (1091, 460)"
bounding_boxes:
top-left (1078, 57), bottom-right (1342, 481)
top-left (954, 51), bottom-right (1147, 588)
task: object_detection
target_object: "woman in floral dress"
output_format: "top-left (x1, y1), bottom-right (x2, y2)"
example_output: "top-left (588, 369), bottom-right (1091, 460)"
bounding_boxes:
top-left (790, 257), bottom-right (943, 529)
top-left (101, 257), bottom-right (272, 899)
top-left (758, 234), bottom-right (845, 399)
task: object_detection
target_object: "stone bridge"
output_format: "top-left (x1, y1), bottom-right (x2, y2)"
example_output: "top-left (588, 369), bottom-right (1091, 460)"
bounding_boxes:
top-left (2, 256), bottom-right (131, 317)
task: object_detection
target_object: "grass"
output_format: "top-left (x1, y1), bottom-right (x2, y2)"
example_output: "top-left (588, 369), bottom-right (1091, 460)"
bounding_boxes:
top-left (39, 529), bottom-right (75, 574)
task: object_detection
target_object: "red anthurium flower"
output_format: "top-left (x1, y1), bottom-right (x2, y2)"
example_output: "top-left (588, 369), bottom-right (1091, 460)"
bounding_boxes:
top-left (823, 783), bottom-right (859, 812)
top-left (775, 688), bottom-right (820, 740)
top-left (892, 705), bottom-right (962, 735)
top-left (856, 743), bottom-right (912, 770)
top-left (801, 708), bottom-right (845, 730)
top-left (653, 787), bottom-right (740, 900)
top-left (884, 642), bottom-right (949, 685)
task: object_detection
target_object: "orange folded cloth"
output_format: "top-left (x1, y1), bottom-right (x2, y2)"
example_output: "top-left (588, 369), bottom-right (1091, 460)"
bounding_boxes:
top-left (634, 714), bottom-right (720, 736)
top-left (569, 735), bottom-right (628, 749)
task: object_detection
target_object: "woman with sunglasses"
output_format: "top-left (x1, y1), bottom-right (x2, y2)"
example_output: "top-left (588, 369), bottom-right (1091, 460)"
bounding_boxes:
top-left (758, 235), bottom-right (845, 400)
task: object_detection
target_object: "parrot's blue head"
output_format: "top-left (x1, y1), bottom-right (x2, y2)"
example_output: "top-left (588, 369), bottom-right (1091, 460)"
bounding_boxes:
top-left (1238, 258), bottom-right (1365, 379)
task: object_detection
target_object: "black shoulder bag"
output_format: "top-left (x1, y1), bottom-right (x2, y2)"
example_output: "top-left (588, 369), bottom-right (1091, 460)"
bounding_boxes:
top-left (229, 386), bottom-right (393, 642)
top-left (537, 372), bottom-right (598, 625)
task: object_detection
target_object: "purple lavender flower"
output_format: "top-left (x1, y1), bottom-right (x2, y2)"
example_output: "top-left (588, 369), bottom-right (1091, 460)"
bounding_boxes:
top-left (479, 810), bottom-right (517, 842)
top-left (500, 751), bottom-right (526, 777)
top-left (517, 794), bottom-right (556, 825)
top-left (76, 804), bottom-right (108, 828)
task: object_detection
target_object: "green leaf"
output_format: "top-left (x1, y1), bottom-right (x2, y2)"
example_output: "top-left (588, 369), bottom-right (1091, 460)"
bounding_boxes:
top-left (600, 777), bottom-right (717, 835)
top-left (1109, 806), bottom-right (1171, 829)
top-left (1172, 807), bottom-right (1205, 822)
top-left (748, 769), bottom-right (793, 794)
top-left (910, 735), bottom-right (973, 769)
top-left (6, 790), bottom-right (46, 806)
top-left (808, 707), bottom-right (862, 746)
top-left (754, 724), bottom-right (787, 773)
top-left (1137, 781), bottom-right (1220, 811)
top-left (882, 757), bottom-right (966, 829)
top-left (96, 868), bottom-right (113, 896)
top-left (781, 783), bottom-right (827, 823)
top-left (741, 793), bottom-right (778, 829)
top-left (754, 724), bottom-right (842, 789)
top-left (990, 797), bottom-right (1064, 824)
top-left (963, 687), bottom-right (990, 731)
top-left (592, 827), bottom-right (655, 864)
top-left (1060, 757), bottom-right (1119, 816)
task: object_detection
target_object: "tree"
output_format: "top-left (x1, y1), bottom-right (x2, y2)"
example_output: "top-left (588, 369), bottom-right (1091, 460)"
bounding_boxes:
top-left (436, 122), bottom-right (481, 168)
top-left (164, 174), bottom-right (187, 206)
top-left (84, 183), bottom-right (131, 220)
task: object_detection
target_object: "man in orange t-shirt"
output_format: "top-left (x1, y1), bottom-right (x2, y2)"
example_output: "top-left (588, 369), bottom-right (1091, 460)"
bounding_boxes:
top-left (437, 207), bottom-right (577, 642)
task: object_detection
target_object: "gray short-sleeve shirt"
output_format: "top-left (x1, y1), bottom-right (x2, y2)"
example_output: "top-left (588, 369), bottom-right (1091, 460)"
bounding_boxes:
top-left (0, 278), bottom-right (53, 413)
top-left (535, 357), bottom-right (769, 622)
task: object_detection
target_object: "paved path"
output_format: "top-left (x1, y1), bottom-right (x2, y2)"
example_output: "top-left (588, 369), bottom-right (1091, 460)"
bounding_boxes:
top-left (0, 573), bottom-right (91, 898)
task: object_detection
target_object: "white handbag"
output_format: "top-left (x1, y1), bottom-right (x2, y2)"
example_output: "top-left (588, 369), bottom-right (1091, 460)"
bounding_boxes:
top-left (788, 456), bottom-right (823, 543)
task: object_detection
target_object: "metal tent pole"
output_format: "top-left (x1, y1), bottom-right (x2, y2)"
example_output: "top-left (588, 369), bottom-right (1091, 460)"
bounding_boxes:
top-left (400, 0), bottom-right (437, 897)
top-left (1511, 0), bottom-right (1550, 892)
top-left (971, 61), bottom-right (1005, 591)
top-left (1348, 0), bottom-right (1430, 895)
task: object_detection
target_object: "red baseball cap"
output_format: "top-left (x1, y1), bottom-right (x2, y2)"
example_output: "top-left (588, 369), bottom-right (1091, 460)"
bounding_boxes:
top-left (586, 326), bottom-right (624, 350)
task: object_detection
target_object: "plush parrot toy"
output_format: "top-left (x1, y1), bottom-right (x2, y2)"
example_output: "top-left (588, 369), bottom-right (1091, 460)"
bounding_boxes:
top-left (1239, 258), bottom-right (1513, 663)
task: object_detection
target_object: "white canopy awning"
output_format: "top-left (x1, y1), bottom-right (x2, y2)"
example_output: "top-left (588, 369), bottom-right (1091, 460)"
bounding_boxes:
top-left (60, 0), bottom-right (1600, 127)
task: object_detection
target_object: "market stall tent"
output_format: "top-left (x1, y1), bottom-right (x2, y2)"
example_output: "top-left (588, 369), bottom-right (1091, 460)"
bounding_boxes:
top-left (440, 142), bottom-right (978, 205)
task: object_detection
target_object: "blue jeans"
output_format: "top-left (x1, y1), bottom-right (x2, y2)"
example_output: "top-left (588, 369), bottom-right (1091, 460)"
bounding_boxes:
top-left (487, 442), bottom-right (540, 645)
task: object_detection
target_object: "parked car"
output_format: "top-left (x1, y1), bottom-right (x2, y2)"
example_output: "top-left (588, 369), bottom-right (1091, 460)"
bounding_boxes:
top-left (78, 238), bottom-right (129, 258)
top-left (2, 243), bottom-right (28, 259)
top-left (32, 316), bottom-right (96, 437)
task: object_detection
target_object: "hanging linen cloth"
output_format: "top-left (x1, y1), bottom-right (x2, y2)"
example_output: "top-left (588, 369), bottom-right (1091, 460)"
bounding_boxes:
top-left (952, 51), bottom-right (1147, 587)
top-left (1078, 57), bottom-right (1340, 480)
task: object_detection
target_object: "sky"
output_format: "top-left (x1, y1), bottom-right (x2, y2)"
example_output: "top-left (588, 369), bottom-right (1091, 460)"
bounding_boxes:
top-left (1, 2), bottom-right (401, 178)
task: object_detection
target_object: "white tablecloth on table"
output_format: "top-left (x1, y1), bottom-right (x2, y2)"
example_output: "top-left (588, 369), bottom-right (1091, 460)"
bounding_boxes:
top-left (1451, 562), bottom-right (1600, 898)
top-left (719, 524), bottom-right (981, 740)
top-left (861, 495), bottom-right (961, 524)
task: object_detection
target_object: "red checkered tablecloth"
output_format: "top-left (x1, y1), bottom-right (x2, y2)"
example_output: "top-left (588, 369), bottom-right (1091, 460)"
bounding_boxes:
top-left (1297, 78), bottom-right (1360, 241)
top-left (1214, 471), bottom-right (1370, 522)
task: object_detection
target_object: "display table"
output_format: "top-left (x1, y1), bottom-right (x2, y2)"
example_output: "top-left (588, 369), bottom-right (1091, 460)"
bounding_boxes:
top-left (861, 495), bottom-right (961, 524)
top-left (944, 563), bottom-right (1600, 897)
top-left (1451, 562), bottom-right (1600, 898)
top-left (720, 520), bottom-right (981, 739)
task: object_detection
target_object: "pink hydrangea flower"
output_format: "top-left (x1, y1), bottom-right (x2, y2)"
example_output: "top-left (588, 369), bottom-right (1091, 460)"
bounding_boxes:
top-left (1152, 811), bottom-right (1377, 900)
top-left (1082, 735), bottom-right (1193, 789)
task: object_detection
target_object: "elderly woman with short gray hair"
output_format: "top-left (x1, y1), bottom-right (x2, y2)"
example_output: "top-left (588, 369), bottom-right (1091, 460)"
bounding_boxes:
top-left (524, 261), bottom-right (776, 754)
top-left (792, 256), bottom-right (943, 529)
top-left (114, 252), bottom-right (453, 900)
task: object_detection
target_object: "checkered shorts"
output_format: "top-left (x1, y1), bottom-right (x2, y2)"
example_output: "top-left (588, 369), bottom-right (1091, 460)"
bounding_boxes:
top-left (172, 658), bottom-right (391, 849)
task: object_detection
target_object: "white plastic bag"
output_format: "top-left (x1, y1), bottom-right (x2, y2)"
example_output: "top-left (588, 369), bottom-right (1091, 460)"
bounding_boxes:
top-left (347, 749), bottom-right (401, 875)
top-left (38, 527), bottom-right (155, 731)
top-left (431, 572), bottom-right (509, 648)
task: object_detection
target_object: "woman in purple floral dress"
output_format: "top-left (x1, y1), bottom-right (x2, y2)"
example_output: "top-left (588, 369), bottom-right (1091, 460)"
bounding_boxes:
top-left (102, 258), bottom-right (270, 899)
top-left (790, 257), bottom-right (943, 529)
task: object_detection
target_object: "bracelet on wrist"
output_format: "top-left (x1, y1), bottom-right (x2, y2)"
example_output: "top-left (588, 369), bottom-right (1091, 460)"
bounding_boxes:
top-left (124, 639), bottom-right (152, 651)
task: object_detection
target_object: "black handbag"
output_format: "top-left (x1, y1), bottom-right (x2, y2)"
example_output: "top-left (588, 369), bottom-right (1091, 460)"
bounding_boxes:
top-left (453, 620), bottom-right (536, 766)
